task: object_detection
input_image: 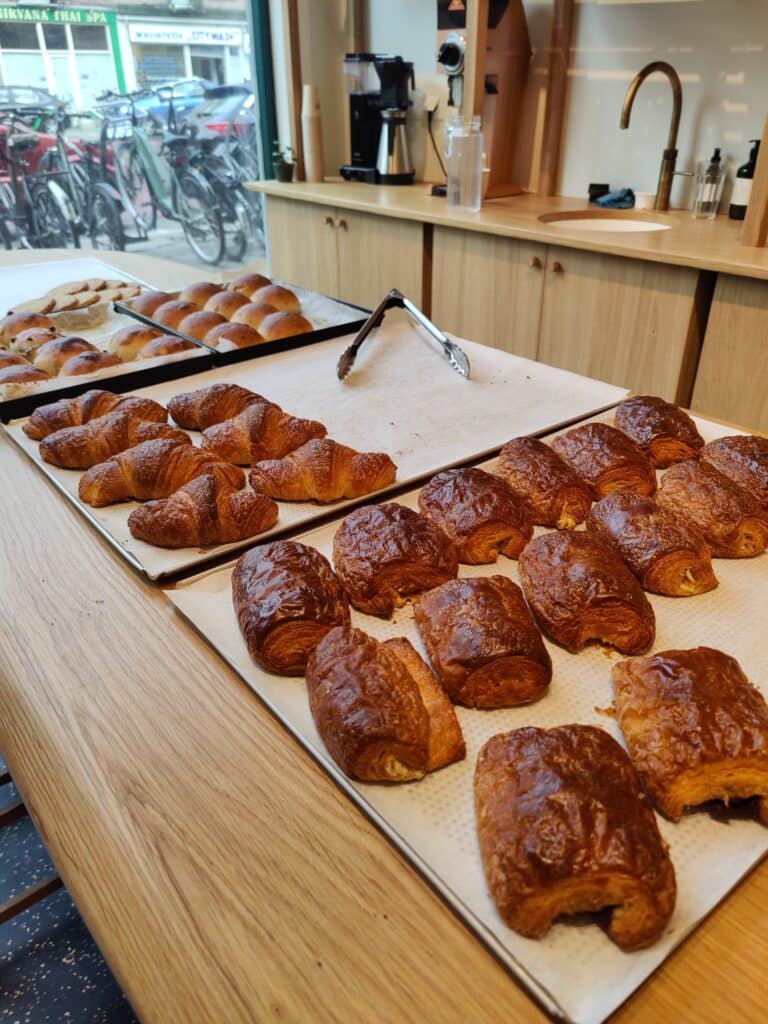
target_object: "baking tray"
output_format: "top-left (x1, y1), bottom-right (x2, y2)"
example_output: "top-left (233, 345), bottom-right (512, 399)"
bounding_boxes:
top-left (166, 413), bottom-right (768, 1024)
top-left (0, 256), bottom-right (213, 420)
top-left (4, 323), bottom-right (626, 579)
top-left (116, 280), bottom-right (369, 367)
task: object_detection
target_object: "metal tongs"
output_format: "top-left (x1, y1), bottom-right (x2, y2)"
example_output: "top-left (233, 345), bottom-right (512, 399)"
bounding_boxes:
top-left (337, 288), bottom-right (471, 381)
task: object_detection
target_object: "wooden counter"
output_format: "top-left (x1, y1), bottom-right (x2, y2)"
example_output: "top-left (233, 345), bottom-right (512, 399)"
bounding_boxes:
top-left (248, 180), bottom-right (768, 282)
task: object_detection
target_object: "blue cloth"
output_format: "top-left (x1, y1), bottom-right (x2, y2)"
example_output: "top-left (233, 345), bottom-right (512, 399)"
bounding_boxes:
top-left (592, 188), bottom-right (635, 209)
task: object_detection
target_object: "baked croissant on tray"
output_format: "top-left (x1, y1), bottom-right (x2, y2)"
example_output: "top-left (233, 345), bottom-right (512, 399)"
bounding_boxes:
top-left (201, 401), bottom-right (327, 466)
top-left (614, 395), bottom-right (704, 468)
top-left (495, 436), bottom-right (592, 529)
top-left (167, 382), bottom-right (264, 430)
top-left (23, 390), bottom-right (167, 440)
top-left (39, 411), bottom-right (191, 470)
top-left (551, 422), bottom-right (656, 499)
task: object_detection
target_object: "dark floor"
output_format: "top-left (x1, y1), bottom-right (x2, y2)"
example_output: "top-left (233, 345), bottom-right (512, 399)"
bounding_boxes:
top-left (1, 758), bottom-right (138, 1023)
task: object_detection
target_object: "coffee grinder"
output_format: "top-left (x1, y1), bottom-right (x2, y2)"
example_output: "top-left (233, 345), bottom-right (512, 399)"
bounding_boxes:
top-left (340, 54), bottom-right (415, 184)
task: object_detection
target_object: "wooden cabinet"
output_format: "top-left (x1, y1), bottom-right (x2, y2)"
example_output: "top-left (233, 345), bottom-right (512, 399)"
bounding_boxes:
top-left (692, 274), bottom-right (768, 430)
top-left (264, 196), bottom-right (424, 310)
top-left (431, 227), bottom-right (547, 359)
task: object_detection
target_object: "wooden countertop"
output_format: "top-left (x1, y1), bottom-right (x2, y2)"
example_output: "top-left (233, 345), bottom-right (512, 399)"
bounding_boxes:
top-left (249, 179), bottom-right (768, 282)
top-left (2, 252), bottom-right (768, 1023)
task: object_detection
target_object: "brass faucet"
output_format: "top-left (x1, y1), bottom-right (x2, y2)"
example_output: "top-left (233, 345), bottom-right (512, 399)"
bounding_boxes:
top-left (620, 61), bottom-right (682, 211)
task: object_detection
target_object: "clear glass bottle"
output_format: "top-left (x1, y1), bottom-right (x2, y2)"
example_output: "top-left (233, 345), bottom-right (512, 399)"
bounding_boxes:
top-left (692, 147), bottom-right (725, 220)
top-left (445, 116), bottom-right (484, 213)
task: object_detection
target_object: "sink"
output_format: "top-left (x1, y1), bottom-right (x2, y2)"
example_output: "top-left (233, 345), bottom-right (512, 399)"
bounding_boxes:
top-left (539, 212), bottom-right (671, 233)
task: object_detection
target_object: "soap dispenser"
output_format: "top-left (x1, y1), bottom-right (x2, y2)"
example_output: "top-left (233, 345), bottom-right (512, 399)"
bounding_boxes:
top-left (692, 147), bottom-right (724, 220)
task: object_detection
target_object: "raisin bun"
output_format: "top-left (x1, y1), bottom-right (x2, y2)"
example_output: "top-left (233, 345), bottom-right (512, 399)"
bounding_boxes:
top-left (0, 351), bottom-right (30, 370)
top-left (0, 312), bottom-right (57, 347)
top-left (204, 290), bottom-right (250, 319)
top-left (227, 272), bottom-right (271, 299)
top-left (178, 281), bottom-right (221, 307)
top-left (108, 323), bottom-right (164, 361)
top-left (153, 300), bottom-right (200, 329)
top-left (204, 322), bottom-right (263, 349)
top-left (131, 291), bottom-right (174, 317)
top-left (231, 302), bottom-right (278, 330)
top-left (10, 327), bottom-right (60, 359)
top-left (59, 351), bottom-right (122, 376)
top-left (178, 310), bottom-right (226, 341)
top-left (34, 336), bottom-right (98, 376)
top-left (259, 311), bottom-right (313, 342)
top-left (252, 284), bottom-right (301, 313)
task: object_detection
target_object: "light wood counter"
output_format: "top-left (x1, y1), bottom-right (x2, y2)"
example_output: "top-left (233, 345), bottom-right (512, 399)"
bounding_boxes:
top-left (249, 179), bottom-right (768, 281)
top-left (2, 253), bottom-right (768, 1023)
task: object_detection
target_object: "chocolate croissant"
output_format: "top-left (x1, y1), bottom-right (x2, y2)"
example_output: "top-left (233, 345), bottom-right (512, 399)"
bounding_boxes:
top-left (612, 647), bottom-right (768, 824)
top-left (128, 474), bottom-right (278, 548)
top-left (248, 438), bottom-right (396, 503)
top-left (78, 438), bottom-right (243, 507)
top-left (306, 626), bottom-right (464, 782)
top-left (614, 395), bottom-right (704, 468)
top-left (475, 725), bottom-right (676, 950)
top-left (332, 502), bottom-right (458, 617)
top-left (701, 434), bottom-right (768, 510)
top-left (551, 422), bottom-right (656, 499)
top-left (587, 489), bottom-right (717, 596)
top-left (656, 459), bottom-right (768, 557)
top-left (201, 401), bottom-right (327, 466)
top-left (167, 382), bottom-right (264, 430)
top-left (232, 541), bottom-right (350, 675)
top-left (518, 531), bottom-right (655, 654)
top-left (496, 436), bottom-right (592, 528)
top-left (417, 468), bottom-right (533, 563)
top-left (23, 390), bottom-right (167, 440)
top-left (414, 576), bottom-right (551, 707)
top-left (39, 411), bottom-right (191, 469)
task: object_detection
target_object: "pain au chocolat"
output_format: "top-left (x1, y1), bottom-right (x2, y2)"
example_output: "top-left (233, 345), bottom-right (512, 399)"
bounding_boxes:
top-left (474, 725), bottom-right (675, 951)
top-left (306, 626), bottom-right (464, 782)
top-left (332, 502), bottom-right (458, 617)
top-left (496, 436), bottom-right (592, 529)
top-left (656, 458), bottom-right (768, 557)
top-left (414, 576), bottom-right (551, 708)
top-left (614, 395), bottom-right (704, 468)
top-left (232, 541), bottom-right (350, 675)
top-left (701, 434), bottom-right (768, 510)
top-left (417, 467), bottom-right (533, 564)
top-left (612, 647), bottom-right (768, 824)
top-left (551, 422), bottom-right (656, 500)
top-left (587, 489), bottom-right (717, 596)
top-left (518, 531), bottom-right (655, 654)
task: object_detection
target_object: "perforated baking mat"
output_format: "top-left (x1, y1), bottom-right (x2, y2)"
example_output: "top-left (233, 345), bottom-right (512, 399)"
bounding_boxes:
top-left (3, 322), bottom-right (626, 579)
top-left (167, 414), bottom-right (768, 1024)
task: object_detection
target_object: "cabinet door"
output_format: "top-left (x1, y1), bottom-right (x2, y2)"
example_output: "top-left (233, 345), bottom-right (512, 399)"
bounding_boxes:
top-left (537, 247), bottom-right (701, 402)
top-left (431, 227), bottom-right (546, 357)
top-left (336, 210), bottom-right (424, 310)
top-left (265, 196), bottom-right (338, 296)
top-left (692, 274), bottom-right (768, 431)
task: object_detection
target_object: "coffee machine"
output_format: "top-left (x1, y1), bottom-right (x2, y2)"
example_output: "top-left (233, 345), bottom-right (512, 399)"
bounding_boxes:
top-left (340, 54), bottom-right (415, 184)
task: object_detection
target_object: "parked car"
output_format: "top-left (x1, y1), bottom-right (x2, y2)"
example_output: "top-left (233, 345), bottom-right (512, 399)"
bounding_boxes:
top-left (182, 86), bottom-right (253, 135)
top-left (133, 78), bottom-right (214, 131)
top-left (0, 86), bottom-right (67, 132)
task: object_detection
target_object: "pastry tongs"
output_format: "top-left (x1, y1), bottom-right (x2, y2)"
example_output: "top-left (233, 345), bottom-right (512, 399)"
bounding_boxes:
top-left (336, 288), bottom-right (471, 381)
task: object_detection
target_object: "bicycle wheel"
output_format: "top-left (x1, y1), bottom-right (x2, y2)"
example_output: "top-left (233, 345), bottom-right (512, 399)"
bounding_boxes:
top-left (177, 172), bottom-right (225, 265)
top-left (31, 184), bottom-right (72, 248)
top-left (223, 196), bottom-right (251, 262)
top-left (116, 142), bottom-right (157, 230)
top-left (88, 188), bottom-right (125, 251)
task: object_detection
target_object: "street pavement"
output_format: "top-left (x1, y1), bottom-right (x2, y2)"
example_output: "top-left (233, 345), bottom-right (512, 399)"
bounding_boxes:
top-left (126, 219), bottom-right (267, 274)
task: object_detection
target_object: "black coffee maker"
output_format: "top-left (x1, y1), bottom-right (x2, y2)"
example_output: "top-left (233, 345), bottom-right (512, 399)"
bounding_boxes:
top-left (340, 54), bottom-right (415, 183)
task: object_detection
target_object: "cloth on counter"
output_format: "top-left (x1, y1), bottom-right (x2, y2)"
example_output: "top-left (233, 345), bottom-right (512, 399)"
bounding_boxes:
top-left (592, 188), bottom-right (636, 209)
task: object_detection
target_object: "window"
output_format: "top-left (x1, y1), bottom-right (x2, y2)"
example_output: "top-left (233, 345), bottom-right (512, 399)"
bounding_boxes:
top-left (71, 25), bottom-right (109, 51)
top-left (0, 24), bottom-right (38, 49)
top-left (42, 24), bottom-right (68, 51)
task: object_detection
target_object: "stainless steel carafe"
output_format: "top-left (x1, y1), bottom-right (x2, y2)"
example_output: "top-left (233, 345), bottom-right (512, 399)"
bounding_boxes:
top-left (376, 109), bottom-right (414, 185)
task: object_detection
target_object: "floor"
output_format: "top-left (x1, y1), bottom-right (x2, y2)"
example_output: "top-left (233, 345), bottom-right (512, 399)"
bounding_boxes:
top-left (0, 759), bottom-right (138, 1023)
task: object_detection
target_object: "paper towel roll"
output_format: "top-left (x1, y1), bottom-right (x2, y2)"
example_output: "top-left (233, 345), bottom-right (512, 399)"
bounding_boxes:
top-left (301, 83), bottom-right (325, 183)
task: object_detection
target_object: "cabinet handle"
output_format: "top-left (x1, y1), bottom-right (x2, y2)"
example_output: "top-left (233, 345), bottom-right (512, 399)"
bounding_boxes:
top-left (529, 255), bottom-right (543, 269)
top-left (324, 215), bottom-right (334, 227)
top-left (337, 217), bottom-right (348, 231)
top-left (550, 260), bottom-right (564, 273)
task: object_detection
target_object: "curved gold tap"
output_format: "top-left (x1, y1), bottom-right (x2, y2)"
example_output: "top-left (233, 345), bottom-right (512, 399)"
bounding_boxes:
top-left (620, 61), bottom-right (683, 211)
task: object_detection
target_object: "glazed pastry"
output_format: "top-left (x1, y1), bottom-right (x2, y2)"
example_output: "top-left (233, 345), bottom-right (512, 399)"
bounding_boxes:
top-left (167, 383), bottom-right (263, 430)
top-left (130, 291), bottom-right (174, 317)
top-left (108, 323), bottom-right (164, 361)
top-left (23, 390), bottom-right (167, 440)
top-left (253, 284), bottom-right (300, 312)
top-left (701, 435), bottom-right (768, 509)
top-left (204, 322), bottom-right (263, 349)
top-left (518, 531), bottom-right (655, 654)
top-left (0, 352), bottom-right (29, 370)
top-left (177, 310), bottom-right (226, 342)
top-left (201, 401), bottom-right (327, 465)
top-left (140, 335), bottom-right (197, 358)
top-left (205, 290), bottom-right (250, 319)
top-left (332, 502), bottom-right (458, 617)
top-left (259, 312), bottom-right (313, 341)
top-left (474, 725), bottom-right (676, 950)
top-left (232, 540), bottom-right (350, 675)
top-left (227, 272), bottom-right (271, 298)
top-left (613, 647), bottom-right (768, 823)
top-left (551, 422), bottom-right (656, 499)
top-left (615, 395), bottom-right (704, 468)
top-left (587, 489), bottom-right (717, 596)
top-left (496, 437), bottom-right (592, 528)
top-left (178, 281), bottom-right (221, 306)
top-left (0, 364), bottom-right (49, 385)
top-left (10, 327), bottom-right (60, 359)
top-left (78, 437), bottom-right (243, 506)
top-left (656, 459), bottom-right (768, 557)
top-left (34, 336), bottom-right (97, 375)
top-left (414, 576), bottom-right (551, 708)
top-left (249, 438), bottom-right (396, 503)
top-left (153, 300), bottom-right (200, 329)
top-left (40, 410), bottom-right (191, 469)
top-left (418, 467), bottom-right (533, 563)
top-left (231, 302), bottom-right (278, 330)
top-left (0, 311), bottom-right (56, 347)
top-left (128, 474), bottom-right (278, 548)
top-left (59, 351), bottom-right (122, 377)
top-left (306, 626), bottom-right (464, 781)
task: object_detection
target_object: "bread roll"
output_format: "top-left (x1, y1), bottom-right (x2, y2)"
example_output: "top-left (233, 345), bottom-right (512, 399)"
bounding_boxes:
top-left (228, 272), bottom-right (271, 298)
top-left (204, 322), bottom-right (262, 349)
top-left (59, 350), bottom-right (122, 376)
top-left (178, 310), bottom-right (226, 341)
top-left (0, 364), bottom-right (49, 384)
top-left (153, 300), bottom-right (200, 329)
top-left (178, 281), bottom-right (221, 306)
top-left (34, 336), bottom-right (97, 376)
top-left (259, 312), bottom-right (313, 342)
top-left (252, 284), bottom-right (300, 312)
top-left (231, 302), bottom-right (278, 330)
top-left (10, 327), bottom-right (60, 358)
top-left (0, 312), bottom-right (57, 347)
top-left (0, 351), bottom-right (30, 369)
top-left (140, 335), bottom-right (197, 358)
top-left (108, 323), bottom-right (164, 361)
top-left (131, 291), bottom-right (174, 317)
top-left (204, 290), bottom-right (250, 319)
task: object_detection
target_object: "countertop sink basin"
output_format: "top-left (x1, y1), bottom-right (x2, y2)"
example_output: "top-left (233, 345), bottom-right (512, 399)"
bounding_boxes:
top-left (539, 212), bottom-right (671, 233)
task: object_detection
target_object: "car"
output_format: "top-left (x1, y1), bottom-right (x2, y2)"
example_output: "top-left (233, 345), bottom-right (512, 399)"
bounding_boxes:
top-left (0, 86), bottom-right (66, 131)
top-left (132, 78), bottom-right (214, 131)
top-left (182, 85), bottom-right (254, 136)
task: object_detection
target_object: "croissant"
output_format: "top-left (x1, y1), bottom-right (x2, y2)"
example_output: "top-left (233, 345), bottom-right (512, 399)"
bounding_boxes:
top-left (201, 401), bottom-right (327, 466)
top-left (701, 435), bottom-right (768, 510)
top-left (167, 382), bottom-right (264, 430)
top-left (127, 474), bottom-right (278, 548)
top-left (39, 411), bottom-right (191, 469)
top-left (551, 422), bottom-right (656, 499)
top-left (475, 725), bottom-right (676, 950)
top-left (248, 438), bottom-right (396, 503)
top-left (78, 438), bottom-right (243, 507)
top-left (496, 436), bottom-right (592, 528)
top-left (612, 647), bottom-right (768, 824)
top-left (614, 395), bottom-right (704, 468)
top-left (587, 489), bottom-right (717, 596)
top-left (23, 390), bottom-right (167, 440)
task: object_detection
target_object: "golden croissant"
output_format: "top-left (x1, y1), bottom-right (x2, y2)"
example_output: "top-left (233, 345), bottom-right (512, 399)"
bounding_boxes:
top-left (248, 438), bottom-right (396, 503)
top-left (23, 389), bottom-right (167, 440)
top-left (201, 401), bottom-right (327, 466)
top-left (128, 474), bottom-right (278, 548)
top-left (78, 437), bottom-right (244, 506)
top-left (167, 382), bottom-right (264, 430)
top-left (40, 410), bottom-right (191, 469)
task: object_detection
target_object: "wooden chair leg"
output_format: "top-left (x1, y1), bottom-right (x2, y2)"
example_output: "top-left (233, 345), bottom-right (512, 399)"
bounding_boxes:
top-left (0, 799), bottom-right (28, 826)
top-left (0, 873), bottom-right (63, 925)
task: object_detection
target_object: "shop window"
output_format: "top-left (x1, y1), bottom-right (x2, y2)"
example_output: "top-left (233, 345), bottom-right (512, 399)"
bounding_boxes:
top-left (71, 25), bottom-right (109, 51)
top-left (0, 24), bottom-right (38, 49)
top-left (42, 24), bottom-right (68, 51)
